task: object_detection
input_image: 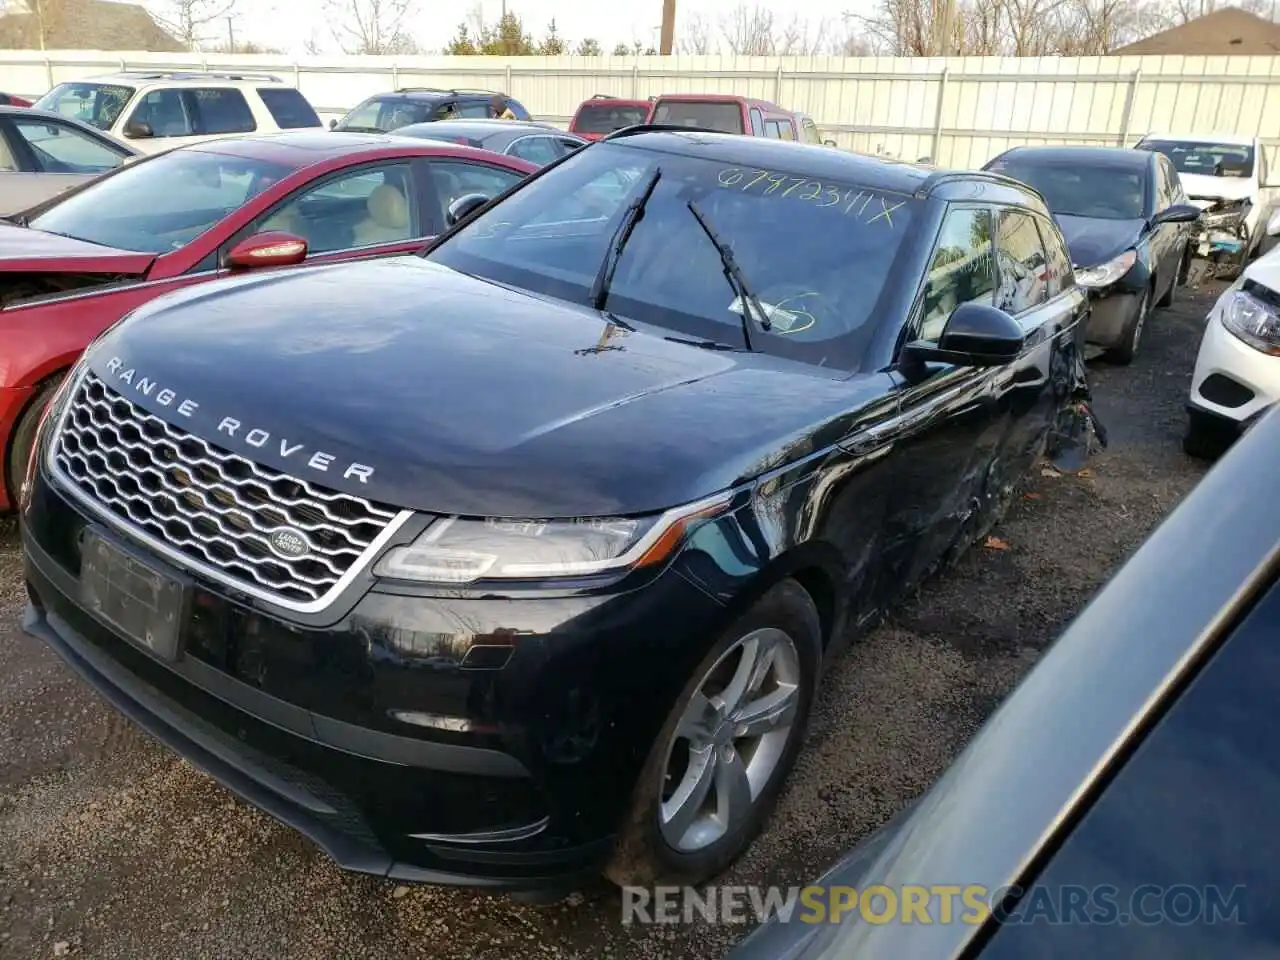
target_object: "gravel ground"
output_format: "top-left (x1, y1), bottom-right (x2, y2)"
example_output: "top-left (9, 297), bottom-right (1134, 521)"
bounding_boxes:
top-left (0, 282), bottom-right (1219, 959)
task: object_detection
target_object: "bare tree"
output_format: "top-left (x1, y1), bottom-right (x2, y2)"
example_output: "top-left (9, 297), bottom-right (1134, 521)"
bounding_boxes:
top-left (720, 3), bottom-right (777, 54)
top-left (150, 0), bottom-right (239, 50)
top-left (775, 13), bottom-right (825, 54)
top-left (678, 11), bottom-right (714, 53)
top-left (325, 0), bottom-right (420, 55)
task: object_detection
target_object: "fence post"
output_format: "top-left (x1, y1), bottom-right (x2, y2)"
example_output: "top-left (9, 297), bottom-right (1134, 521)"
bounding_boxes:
top-left (931, 67), bottom-right (949, 164)
top-left (774, 63), bottom-right (783, 105)
top-left (391, 63), bottom-right (399, 88)
top-left (294, 62), bottom-right (301, 87)
top-left (44, 58), bottom-right (53, 90)
top-left (1119, 68), bottom-right (1142, 147)
top-left (505, 62), bottom-right (513, 93)
top-left (631, 64), bottom-right (639, 98)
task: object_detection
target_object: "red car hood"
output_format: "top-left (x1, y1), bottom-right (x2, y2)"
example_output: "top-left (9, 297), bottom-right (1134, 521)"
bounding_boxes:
top-left (0, 222), bottom-right (155, 274)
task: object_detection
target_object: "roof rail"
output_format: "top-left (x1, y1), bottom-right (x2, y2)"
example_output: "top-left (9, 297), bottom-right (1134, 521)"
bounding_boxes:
top-left (396, 86), bottom-right (503, 97)
top-left (916, 168), bottom-right (1050, 204)
top-left (602, 122), bottom-right (726, 141)
top-left (450, 87), bottom-right (502, 95)
top-left (590, 93), bottom-right (618, 100)
top-left (129, 70), bottom-right (284, 83)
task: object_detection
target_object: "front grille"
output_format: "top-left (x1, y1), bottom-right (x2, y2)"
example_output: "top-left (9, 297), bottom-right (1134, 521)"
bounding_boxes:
top-left (54, 373), bottom-right (400, 606)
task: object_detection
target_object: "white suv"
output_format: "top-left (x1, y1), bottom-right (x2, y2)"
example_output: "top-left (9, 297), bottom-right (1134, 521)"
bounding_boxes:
top-left (32, 71), bottom-right (324, 154)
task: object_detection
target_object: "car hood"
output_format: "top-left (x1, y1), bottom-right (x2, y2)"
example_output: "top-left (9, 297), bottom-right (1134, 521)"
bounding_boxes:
top-left (1181, 172), bottom-right (1256, 206)
top-left (86, 257), bottom-right (891, 518)
top-left (1055, 214), bottom-right (1145, 268)
top-left (0, 221), bottom-right (155, 273)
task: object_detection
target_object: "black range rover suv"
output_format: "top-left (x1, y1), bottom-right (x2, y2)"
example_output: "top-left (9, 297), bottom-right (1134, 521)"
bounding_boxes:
top-left (20, 129), bottom-right (1099, 896)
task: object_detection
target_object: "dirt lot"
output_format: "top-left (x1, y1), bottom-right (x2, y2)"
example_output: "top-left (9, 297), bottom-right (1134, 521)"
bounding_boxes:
top-left (0, 282), bottom-right (1220, 959)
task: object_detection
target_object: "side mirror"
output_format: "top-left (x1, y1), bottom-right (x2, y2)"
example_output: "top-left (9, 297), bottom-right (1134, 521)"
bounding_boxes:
top-left (226, 231), bottom-right (308, 269)
top-left (328, 118), bottom-right (338, 130)
top-left (123, 119), bottom-right (153, 139)
top-left (446, 192), bottom-right (491, 227)
top-left (901, 302), bottom-right (1025, 369)
top-left (1267, 209), bottom-right (1280, 237)
top-left (1153, 203), bottom-right (1202, 226)
top-left (823, 139), bottom-right (837, 148)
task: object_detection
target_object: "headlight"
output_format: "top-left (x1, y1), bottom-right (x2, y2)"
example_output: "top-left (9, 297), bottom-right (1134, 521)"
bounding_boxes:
top-left (1074, 249), bottom-right (1137, 289)
top-left (372, 492), bottom-right (734, 584)
top-left (1221, 286), bottom-right (1280, 355)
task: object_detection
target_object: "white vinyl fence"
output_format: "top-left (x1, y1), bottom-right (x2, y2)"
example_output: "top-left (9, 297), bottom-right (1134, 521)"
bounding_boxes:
top-left (4, 49), bottom-right (1279, 169)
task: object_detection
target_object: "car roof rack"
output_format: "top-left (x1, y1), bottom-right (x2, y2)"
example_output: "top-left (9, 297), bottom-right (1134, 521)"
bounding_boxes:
top-left (396, 86), bottom-right (501, 96)
top-left (602, 122), bottom-right (726, 140)
top-left (112, 70), bottom-right (283, 83)
top-left (590, 93), bottom-right (618, 100)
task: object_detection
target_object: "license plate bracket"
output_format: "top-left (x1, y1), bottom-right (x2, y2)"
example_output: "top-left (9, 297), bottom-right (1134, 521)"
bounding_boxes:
top-left (80, 530), bottom-right (189, 662)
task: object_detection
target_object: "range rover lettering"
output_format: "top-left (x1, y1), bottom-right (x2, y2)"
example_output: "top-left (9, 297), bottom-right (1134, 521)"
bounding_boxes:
top-left (20, 129), bottom-right (1102, 897)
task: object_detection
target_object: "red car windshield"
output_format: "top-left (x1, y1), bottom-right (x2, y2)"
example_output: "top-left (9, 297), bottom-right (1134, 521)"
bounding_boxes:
top-left (30, 150), bottom-right (293, 254)
top-left (649, 100), bottom-right (745, 134)
top-left (572, 102), bottom-right (649, 135)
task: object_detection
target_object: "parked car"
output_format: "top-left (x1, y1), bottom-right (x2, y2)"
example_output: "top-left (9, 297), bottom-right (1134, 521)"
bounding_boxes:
top-left (0, 131), bottom-right (535, 510)
top-left (18, 129), bottom-right (1102, 899)
top-left (984, 145), bottom-right (1202, 364)
top-left (1135, 132), bottom-right (1278, 276)
top-left (568, 94), bottom-right (652, 141)
top-left (0, 92), bottom-right (33, 108)
top-left (0, 104), bottom-right (139, 214)
top-left (332, 88), bottom-right (532, 133)
top-left (647, 94), bottom-right (804, 140)
top-left (33, 71), bottom-right (324, 155)
top-left (394, 118), bottom-right (585, 166)
top-left (1184, 212), bottom-right (1280, 458)
top-left (729, 401), bottom-right (1280, 960)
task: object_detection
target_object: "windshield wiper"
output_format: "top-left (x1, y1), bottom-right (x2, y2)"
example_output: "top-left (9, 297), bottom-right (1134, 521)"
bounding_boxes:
top-left (589, 166), bottom-right (661, 310)
top-left (685, 199), bottom-right (770, 352)
top-left (663, 334), bottom-right (741, 351)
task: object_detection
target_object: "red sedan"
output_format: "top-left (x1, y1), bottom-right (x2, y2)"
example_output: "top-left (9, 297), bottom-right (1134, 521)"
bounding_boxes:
top-left (0, 130), bottom-right (535, 511)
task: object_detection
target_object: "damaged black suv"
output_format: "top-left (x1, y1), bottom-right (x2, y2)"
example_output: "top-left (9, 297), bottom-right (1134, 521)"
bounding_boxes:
top-left (20, 128), bottom-right (1101, 897)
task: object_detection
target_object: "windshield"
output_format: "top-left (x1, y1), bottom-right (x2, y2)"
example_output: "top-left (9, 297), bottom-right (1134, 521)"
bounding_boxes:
top-left (427, 141), bottom-right (918, 370)
top-left (34, 82), bottom-right (134, 131)
top-left (339, 97), bottom-right (434, 132)
top-left (573, 102), bottom-right (650, 134)
top-left (30, 149), bottom-right (292, 254)
top-left (650, 100), bottom-right (745, 134)
top-left (989, 158), bottom-right (1147, 220)
top-left (1137, 139), bottom-right (1255, 179)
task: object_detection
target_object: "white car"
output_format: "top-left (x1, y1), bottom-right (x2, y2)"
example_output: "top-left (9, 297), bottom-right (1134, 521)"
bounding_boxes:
top-left (31, 71), bottom-right (323, 155)
top-left (1185, 209), bottom-right (1280, 458)
top-left (1135, 132), bottom-right (1278, 277)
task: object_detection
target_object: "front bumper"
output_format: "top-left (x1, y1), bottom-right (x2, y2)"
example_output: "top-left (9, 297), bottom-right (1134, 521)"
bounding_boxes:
top-left (1188, 307), bottom-right (1280, 428)
top-left (0, 383), bottom-right (35, 511)
top-left (21, 473), bottom-right (731, 890)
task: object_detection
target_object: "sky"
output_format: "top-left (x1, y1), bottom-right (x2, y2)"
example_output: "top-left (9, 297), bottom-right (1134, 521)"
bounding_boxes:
top-left (170, 0), bottom-right (865, 56)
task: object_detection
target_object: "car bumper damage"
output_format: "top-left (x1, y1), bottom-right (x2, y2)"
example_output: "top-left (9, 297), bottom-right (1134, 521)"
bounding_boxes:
top-left (1045, 342), bottom-right (1108, 472)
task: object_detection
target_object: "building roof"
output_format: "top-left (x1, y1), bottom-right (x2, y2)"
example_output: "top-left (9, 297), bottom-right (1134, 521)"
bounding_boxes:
top-left (1110, 7), bottom-right (1280, 56)
top-left (0, 0), bottom-right (185, 53)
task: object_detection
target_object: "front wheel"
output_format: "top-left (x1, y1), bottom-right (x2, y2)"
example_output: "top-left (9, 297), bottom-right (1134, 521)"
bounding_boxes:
top-left (1104, 287), bottom-right (1151, 366)
top-left (605, 579), bottom-right (822, 887)
top-left (4, 376), bottom-right (63, 510)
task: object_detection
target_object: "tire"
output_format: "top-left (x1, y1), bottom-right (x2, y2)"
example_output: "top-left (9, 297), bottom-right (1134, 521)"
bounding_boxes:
top-left (1104, 286), bottom-right (1151, 366)
top-left (604, 578), bottom-right (822, 888)
top-left (4, 375), bottom-right (63, 511)
top-left (1183, 410), bottom-right (1234, 461)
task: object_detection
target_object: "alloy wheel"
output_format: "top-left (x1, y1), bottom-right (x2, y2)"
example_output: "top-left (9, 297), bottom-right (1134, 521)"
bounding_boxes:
top-left (658, 627), bottom-right (802, 853)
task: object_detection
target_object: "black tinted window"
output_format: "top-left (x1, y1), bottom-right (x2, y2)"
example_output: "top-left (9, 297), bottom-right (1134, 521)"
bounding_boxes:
top-left (651, 100), bottom-right (744, 134)
top-left (507, 135), bottom-right (560, 166)
top-left (429, 142), bottom-right (918, 370)
top-left (980, 575), bottom-right (1280, 959)
top-left (918, 206), bottom-right (995, 342)
top-left (995, 210), bottom-right (1049, 314)
top-left (1138, 139), bottom-right (1255, 178)
top-left (573, 102), bottom-right (649, 134)
top-left (988, 156), bottom-right (1146, 220)
top-left (257, 87), bottom-right (321, 128)
top-left (190, 88), bottom-right (256, 134)
top-left (1036, 216), bottom-right (1074, 298)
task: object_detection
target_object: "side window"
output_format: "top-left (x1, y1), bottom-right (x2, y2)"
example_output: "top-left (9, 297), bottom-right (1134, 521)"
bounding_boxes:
top-left (801, 118), bottom-right (822, 145)
top-left (455, 100), bottom-right (491, 119)
top-left (252, 162), bottom-right (416, 254)
top-left (556, 137), bottom-right (585, 154)
top-left (917, 206), bottom-right (995, 342)
top-left (1035, 216), bottom-right (1074, 299)
top-left (427, 159), bottom-right (524, 232)
top-left (1154, 160), bottom-right (1172, 209)
top-left (994, 209), bottom-right (1050, 315)
top-left (10, 118), bottom-right (126, 173)
top-left (256, 87), bottom-right (321, 129)
top-left (189, 88), bottom-right (256, 135)
top-left (1165, 159), bottom-right (1187, 203)
top-left (777, 120), bottom-right (795, 141)
top-left (128, 88), bottom-right (193, 137)
top-left (505, 98), bottom-right (531, 120)
top-left (508, 136), bottom-right (560, 166)
top-left (340, 98), bottom-right (382, 130)
top-left (749, 108), bottom-right (764, 136)
top-left (763, 120), bottom-right (782, 139)
top-left (0, 126), bottom-right (18, 170)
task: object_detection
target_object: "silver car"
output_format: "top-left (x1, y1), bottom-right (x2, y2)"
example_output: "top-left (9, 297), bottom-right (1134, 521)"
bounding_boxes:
top-left (0, 105), bottom-right (139, 215)
top-left (390, 118), bottom-right (586, 167)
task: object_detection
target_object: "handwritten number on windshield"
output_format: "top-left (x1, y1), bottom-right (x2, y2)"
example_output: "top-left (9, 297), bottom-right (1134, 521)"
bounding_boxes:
top-left (716, 167), bottom-right (905, 227)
